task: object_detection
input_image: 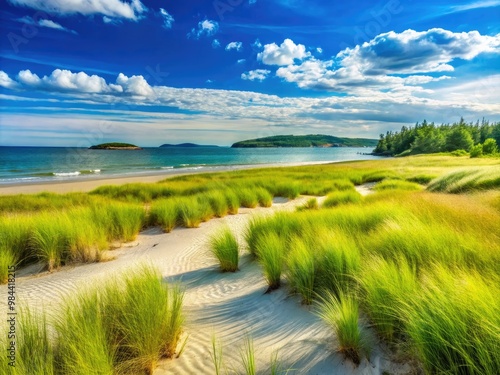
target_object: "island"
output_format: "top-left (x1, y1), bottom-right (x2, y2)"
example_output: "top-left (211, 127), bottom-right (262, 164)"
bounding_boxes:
top-left (89, 143), bottom-right (142, 150)
top-left (159, 143), bottom-right (219, 148)
top-left (231, 134), bottom-right (378, 148)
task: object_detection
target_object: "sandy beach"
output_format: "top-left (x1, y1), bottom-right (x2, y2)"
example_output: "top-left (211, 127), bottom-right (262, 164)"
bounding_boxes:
top-left (1, 182), bottom-right (411, 375)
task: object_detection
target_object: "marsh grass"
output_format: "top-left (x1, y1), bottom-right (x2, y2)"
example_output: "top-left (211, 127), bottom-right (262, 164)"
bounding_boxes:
top-left (237, 188), bottom-right (259, 208)
top-left (255, 187), bottom-right (273, 207)
top-left (287, 238), bottom-right (315, 304)
top-left (149, 199), bottom-right (178, 232)
top-left (109, 266), bottom-right (184, 373)
top-left (373, 179), bottom-right (422, 192)
top-left (317, 292), bottom-right (371, 365)
top-left (56, 290), bottom-right (115, 375)
top-left (30, 214), bottom-right (67, 271)
top-left (427, 166), bottom-right (500, 193)
top-left (210, 228), bottom-right (239, 272)
top-left (210, 335), bottom-right (224, 375)
top-left (313, 231), bottom-right (360, 298)
top-left (296, 197), bottom-right (318, 211)
top-left (359, 257), bottom-right (417, 342)
top-left (322, 191), bottom-right (362, 208)
top-left (39, 265), bottom-right (183, 375)
top-left (255, 232), bottom-right (285, 291)
top-left (0, 247), bottom-right (17, 284)
top-left (240, 336), bottom-right (256, 375)
top-left (404, 267), bottom-right (500, 375)
top-left (15, 307), bottom-right (55, 375)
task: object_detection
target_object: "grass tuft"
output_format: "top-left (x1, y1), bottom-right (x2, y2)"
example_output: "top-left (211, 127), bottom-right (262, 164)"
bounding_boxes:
top-left (209, 228), bottom-right (239, 272)
top-left (317, 292), bottom-right (371, 365)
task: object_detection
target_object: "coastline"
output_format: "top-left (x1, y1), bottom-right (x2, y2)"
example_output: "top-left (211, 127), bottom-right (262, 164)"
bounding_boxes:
top-left (0, 160), bottom-right (342, 195)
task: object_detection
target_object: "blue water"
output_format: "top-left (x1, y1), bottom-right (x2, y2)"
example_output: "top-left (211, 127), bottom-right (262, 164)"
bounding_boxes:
top-left (0, 146), bottom-right (380, 184)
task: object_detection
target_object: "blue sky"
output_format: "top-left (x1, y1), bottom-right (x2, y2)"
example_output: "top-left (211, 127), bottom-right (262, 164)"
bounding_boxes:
top-left (0, 0), bottom-right (499, 146)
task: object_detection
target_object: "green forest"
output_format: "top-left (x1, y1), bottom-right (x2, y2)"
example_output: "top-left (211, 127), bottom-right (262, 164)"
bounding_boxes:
top-left (374, 118), bottom-right (500, 157)
top-left (231, 134), bottom-right (378, 148)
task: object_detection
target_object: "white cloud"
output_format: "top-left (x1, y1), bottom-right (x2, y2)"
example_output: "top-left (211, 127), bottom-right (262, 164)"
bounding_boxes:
top-left (212, 39), bottom-right (221, 48)
top-left (188, 19), bottom-right (219, 39)
top-left (258, 39), bottom-right (310, 66)
top-left (8, 0), bottom-right (147, 20)
top-left (17, 16), bottom-right (77, 34)
top-left (2, 68), bottom-right (499, 143)
top-left (237, 59), bottom-right (246, 64)
top-left (225, 41), bottom-right (243, 51)
top-left (316, 47), bottom-right (323, 54)
top-left (252, 39), bottom-right (263, 49)
top-left (273, 28), bottom-right (500, 93)
top-left (159, 8), bottom-right (174, 29)
top-left (0, 71), bottom-right (19, 89)
top-left (338, 28), bottom-right (500, 75)
top-left (241, 69), bottom-right (271, 81)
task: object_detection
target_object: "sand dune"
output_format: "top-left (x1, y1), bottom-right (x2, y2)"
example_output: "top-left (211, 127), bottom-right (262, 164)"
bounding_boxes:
top-left (3, 193), bottom-right (410, 374)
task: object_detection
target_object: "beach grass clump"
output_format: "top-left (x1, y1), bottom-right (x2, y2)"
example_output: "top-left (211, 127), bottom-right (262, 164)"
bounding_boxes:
top-left (64, 208), bottom-right (108, 263)
top-left (269, 182), bottom-right (301, 199)
top-left (209, 227), bottom-right (239, 272)
top-left (237, 188), bottom-right (259, 208)
top-left (0, 246), bottom-right (17, 284)
top-left (322, 190), bottom-right (362, 208)
top-left (240, 336), bottom-right (256, 375)
top-left (106, 265), bottom-right (184, 374)
top-left (297, 197), bottom-right (318, 211)
top-left (373, 179), bottom-right (422, 192)
top-left (0, 215), bottom-right (33, 266)
top-left (404, 267), bottom-right (500, 375)
top-left (317, 292), bottom-right (371, 365)
top-left (175, 197), bottom-right (206, 228)
top-left (245, 216), bottom-right (270, 257)
top-left (30, 213), bottom-right (68, 271)
top-left (149, 199), bottom-right (178, 232)
top-left (13, 308), bottom-right (55, 375)
top-left (313, 231), bottom-right (360, 298)
top-left (56, 290), bottom-right (115, 375)
top-left (359, 257), bottom-right (417, 342)
top-left (287, 238), bottom-right (315, 304)
top-left (255, 232), bottom-right (285, 291)
top-left (365, 217), bottom-right (486, 271)
top-left (427, 166), bottom-right (500, 193)
top-left (206, 191), bottom-right (230, 217)
top-left (255, 187), bottom-right (273, 207)
top-left (224, 189), bottom-right (240, 214)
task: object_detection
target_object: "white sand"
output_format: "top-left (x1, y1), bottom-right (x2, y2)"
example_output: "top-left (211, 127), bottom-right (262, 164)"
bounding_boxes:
top-left (1, 193), bottom-right (411, 374)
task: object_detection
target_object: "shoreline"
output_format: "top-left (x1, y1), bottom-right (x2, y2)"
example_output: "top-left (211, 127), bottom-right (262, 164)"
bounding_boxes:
top-left (0, 160), bottom-right (342, 195)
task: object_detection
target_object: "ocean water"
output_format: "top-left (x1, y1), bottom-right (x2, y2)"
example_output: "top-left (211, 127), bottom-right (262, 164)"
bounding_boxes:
top-left (0, 146), bottom-right (380, 184)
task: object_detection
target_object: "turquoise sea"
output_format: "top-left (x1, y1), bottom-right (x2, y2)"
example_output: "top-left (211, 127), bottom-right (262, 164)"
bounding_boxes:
top-left (0, 146), bottom-right (381, 184)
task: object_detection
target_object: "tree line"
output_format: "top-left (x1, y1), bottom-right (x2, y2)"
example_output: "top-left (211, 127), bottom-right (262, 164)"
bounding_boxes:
top-left (374, 118), bottom-right (500, 157)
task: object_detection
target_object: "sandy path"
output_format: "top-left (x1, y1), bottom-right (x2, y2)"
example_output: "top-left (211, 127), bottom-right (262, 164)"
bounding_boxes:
top-left (1, 193), bottom-right (408, 375)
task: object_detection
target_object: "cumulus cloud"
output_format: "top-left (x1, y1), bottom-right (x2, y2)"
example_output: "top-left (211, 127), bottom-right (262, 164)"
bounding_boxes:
top-left (159, 8), bottom-right (174, 29)
top-left (188, 20), bottom-right (219, 39)
top-left (338, 28), bottom-right (500, 75)
top-left (0, 71), bottom-right (19, 89)
top-left (225, 41), bottom-right (243, 51)
top-left (241, 69), bottom-right (271, 81)
top-left (258, 39), bottom-right (310, 66)
top-left (17, 16), bottom-right (77, 33)
top-left (10, 69), bottom-right (153, 97)
top-left (212, 39), bottom-right (221, 48)
top-left (273, 29), bottom-right (500, 93)
top-left (8, 0), bottom-right (147, 20)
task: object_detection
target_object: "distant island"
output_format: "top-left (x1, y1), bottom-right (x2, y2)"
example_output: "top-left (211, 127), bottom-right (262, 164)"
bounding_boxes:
top-left (159, 143), bottom-right (219, 148)
top-left (89, 143), bottom-right (142, 150)
top-left (231, 134), bottom-right (378, 148)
